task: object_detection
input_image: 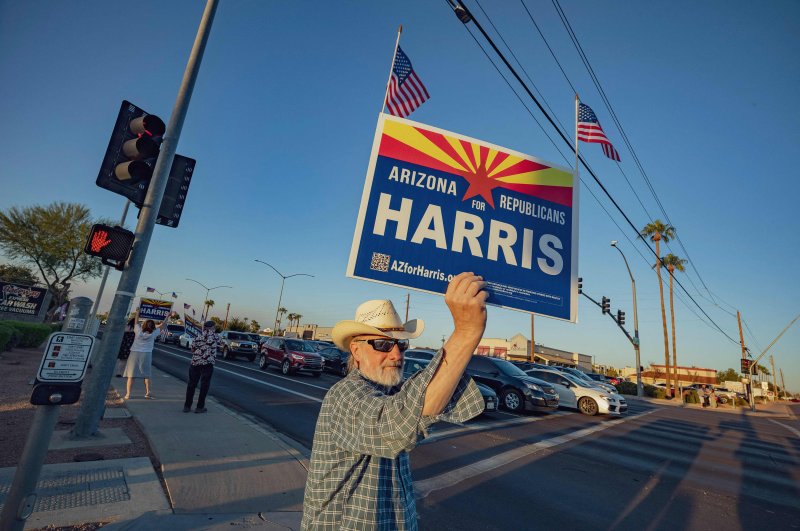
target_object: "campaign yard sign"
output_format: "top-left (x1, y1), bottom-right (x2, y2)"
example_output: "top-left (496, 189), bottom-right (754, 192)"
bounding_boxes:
top-left (347, 114), bottom-right (579, 321)
top-left (139, 298), bottom-right (173, 321)
top-left (184, 313), bottom-right (202, 337)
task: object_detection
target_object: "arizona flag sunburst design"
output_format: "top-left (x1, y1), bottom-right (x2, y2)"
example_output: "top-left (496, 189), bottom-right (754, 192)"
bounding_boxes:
top-left (377, 117), bottom-right (573, 208)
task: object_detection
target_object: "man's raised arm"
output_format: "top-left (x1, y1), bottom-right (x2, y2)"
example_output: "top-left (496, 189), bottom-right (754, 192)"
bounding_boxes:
top-left (422, 272), bottom-right (487, 416)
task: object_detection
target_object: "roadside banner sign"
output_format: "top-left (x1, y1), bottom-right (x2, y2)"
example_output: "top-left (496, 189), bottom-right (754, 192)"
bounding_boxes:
top-left (0, 281), bottom-right (48, 317)
top-left (347, 114), bottom-right (579, 321)
top-left (184, 313), bottom-right (202, 337)
top-left (37, 332), bottom-right (95, 383)
top-left (139, 298), bottom-right (173, 321)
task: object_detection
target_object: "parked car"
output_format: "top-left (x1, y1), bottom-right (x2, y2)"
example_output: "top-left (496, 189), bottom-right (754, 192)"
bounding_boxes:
top-left (306, 340), bottom-right (335, 352)
top-left (259, 336), bottom-right (323, 376)
top-left (158, 324), bottom-right (186, 344)
top-left (553, 366), bottom-right (618, 394)
top-left (318, 346), bottom-right (350, 377)
top-left (586, 373), bottom-right (625, 386)
top-left (465, 356), bottom-right (559, 414)
top-left (178, 332), bottom-right (194, 349)
top-left (404, 348), bottom-right (437, 363)
top-left (218, 330), bottom-right (259, 361)
top-left (509, 361), bottom-right (550, 372)
top-left (402, 358), bottom-right (499, 414)
top-left (246, 333), bottom-right (263, 345)
top-left (526, 368), bottom-right (627, 416)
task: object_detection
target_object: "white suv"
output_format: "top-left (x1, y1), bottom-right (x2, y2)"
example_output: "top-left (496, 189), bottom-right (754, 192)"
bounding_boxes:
top-left (526, 368), bottom-right (627, 416)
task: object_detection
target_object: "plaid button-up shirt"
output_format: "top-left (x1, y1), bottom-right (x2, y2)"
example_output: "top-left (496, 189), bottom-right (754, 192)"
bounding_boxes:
top-left (301, 349), bottom-right (484, 530)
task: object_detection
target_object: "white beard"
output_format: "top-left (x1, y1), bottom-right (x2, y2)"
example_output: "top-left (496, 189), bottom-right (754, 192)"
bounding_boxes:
top-left (362, 365), bottom-right (402, 387)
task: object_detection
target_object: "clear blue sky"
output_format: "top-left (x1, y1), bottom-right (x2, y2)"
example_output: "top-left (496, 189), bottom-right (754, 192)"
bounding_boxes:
top-left (2, 1), bottom-right (798, 391)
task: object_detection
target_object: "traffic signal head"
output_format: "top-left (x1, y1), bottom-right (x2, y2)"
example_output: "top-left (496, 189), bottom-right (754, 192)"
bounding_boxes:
top-left (84, 224), bottom-right (135, 270)
top-left (740, 358), bottom-right (751, 374)
top-left (617, 310), bottom-right (625, 326)
top-left (578, 277), bottom-right (583, 294)
top-left (97, 100), bottom-right (165, 205)
top-left (601, 296), bottom-right (610, 314)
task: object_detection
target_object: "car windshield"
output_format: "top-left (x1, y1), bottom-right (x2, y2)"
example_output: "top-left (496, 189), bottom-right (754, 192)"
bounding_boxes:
top-left (565, 368), bottom-right (592, 381)
top-left (561, 373), bottom-right (588, 387)
top-left (287, 339), bottom-right (315, 352)
top-left (229, 333), bottom-right (250, 341)
top-left (494, 359), bottom-right (529, 377)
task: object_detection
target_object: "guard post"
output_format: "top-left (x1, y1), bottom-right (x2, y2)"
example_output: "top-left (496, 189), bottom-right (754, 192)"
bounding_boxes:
top-left (0, 298), bottom-right (95, 531)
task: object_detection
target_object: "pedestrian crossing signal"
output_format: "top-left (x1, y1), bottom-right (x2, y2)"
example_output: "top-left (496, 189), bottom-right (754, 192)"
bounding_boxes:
top-left (84, 224), bottom-right (135, 270)
top-left (740, 358), bottom-right (751, 374)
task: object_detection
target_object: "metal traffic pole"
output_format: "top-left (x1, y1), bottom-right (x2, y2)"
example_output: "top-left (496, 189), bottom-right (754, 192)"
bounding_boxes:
top-left (0, 298), bottom-right (94, 531)
top-left (71, 0), bottom-right (219, 438)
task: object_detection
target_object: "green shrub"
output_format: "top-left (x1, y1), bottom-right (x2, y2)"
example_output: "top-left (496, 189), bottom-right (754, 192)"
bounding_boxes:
top-left (615, 381), bottom-right (638, 395)
top-left (683, 390), bottom-right (700, 404)
top-left (0, 320), bottom-right (52, 348)
top-left (49, 322), bottom-right (63, 333)
top-left (644, 384), bottom-right (667, 399)
top-left (0, 323), bottom-right (14, 351)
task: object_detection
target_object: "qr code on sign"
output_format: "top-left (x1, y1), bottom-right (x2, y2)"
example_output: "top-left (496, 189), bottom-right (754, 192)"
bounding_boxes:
top-left (370, 252), bottom-right (390, 272)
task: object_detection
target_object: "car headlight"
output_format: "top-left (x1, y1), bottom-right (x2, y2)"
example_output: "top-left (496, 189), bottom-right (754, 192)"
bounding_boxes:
top-left (231, 342), bottom-right (240, 347)
top-left (524, 383), bottom-right (542, 392)
top-left (291, 353), bottom-right (304, 361)
top-left (599, 395), bottom-right (612, 401)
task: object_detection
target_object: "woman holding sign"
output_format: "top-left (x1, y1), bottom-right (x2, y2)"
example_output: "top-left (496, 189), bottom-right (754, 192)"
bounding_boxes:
top-left (124, 307), bottom-right (174, 399)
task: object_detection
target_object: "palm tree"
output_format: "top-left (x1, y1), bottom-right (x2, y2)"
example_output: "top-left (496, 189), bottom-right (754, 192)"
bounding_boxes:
top-left (641, 220), bottom-right (676, 396)
top-left (204, 299), bottom-right (215, 321)
top-left (294, 314), bottom-right (302, 332)
top-left (286, 313), bottom-right (297, 332)
top-left (661, 253), bottom-right (687, 394)
top-left (277, 307), bottom-right (287, 333)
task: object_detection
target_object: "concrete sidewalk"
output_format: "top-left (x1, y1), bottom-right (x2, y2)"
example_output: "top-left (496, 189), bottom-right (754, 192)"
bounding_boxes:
top-left (626, 394), bottom-right (796, 418)
top-left (104, 366), bottom-right (309, 530)
top-left (1, 364), bottom-right (309, 530)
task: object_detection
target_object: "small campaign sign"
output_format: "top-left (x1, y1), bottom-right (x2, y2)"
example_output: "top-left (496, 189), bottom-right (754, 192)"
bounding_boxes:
top-left (37, 332), bottom-right (95, 383)
top-left (184, 313), bottom-right (202, 337)
top-left (139, 298), bottom-right (173, 321)
top-left (347, 114), bottom-right (579, 321)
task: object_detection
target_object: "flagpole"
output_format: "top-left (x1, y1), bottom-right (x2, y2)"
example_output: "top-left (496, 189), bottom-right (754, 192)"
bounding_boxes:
top-left (381, 25), bottom-right (403, 115)
top-left (574, 94), bottom-right (580, 178)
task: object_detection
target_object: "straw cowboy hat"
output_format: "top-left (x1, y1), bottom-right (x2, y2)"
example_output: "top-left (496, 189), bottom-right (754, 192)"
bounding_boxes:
top-left (332, 299), bottom-right (424, 351)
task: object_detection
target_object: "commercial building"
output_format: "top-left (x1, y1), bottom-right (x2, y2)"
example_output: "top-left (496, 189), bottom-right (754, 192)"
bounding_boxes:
top-left (642, 364), bottom-right (716, 386)
top-left (474, 333), bottom-right (592, 371)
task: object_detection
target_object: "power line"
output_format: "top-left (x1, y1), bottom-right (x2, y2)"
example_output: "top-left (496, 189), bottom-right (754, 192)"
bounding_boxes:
top-left (550, 0), bottom-right (716, 304)
top-left (448, 0), bottom-right (739, 345)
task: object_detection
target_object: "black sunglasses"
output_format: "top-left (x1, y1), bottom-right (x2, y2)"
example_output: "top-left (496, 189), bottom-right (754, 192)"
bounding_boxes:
top-left (353, 338), bottom-right (409, 353)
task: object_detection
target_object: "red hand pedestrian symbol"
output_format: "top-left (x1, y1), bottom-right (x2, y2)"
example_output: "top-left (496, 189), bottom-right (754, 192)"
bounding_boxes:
top-left (91, 230), bottom-right (113, 253)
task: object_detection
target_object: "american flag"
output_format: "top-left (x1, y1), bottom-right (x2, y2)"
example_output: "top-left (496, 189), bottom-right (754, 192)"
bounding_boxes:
top-left (577, 103), bottom-right (620, 162)
top-left (385, 46), bottom-right (429, 118)
top-left (183, 303), bottom-right (191, 310)
top-left (146, 287), bottom-right (155, 293)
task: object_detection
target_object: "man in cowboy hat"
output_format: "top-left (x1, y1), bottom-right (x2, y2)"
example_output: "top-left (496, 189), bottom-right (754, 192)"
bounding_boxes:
top-left (302, 272), bottom-right (488, 530)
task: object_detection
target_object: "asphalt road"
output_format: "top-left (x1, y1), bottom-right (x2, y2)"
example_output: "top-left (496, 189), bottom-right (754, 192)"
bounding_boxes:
top-left (153, 344), bottom-right (800, 530)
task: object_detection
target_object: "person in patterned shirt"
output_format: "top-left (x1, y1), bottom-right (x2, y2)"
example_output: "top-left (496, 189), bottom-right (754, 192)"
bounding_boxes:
top-left (301, 272), bottom-right (488, 530)
top-left (183, 320), bottom-right (222, 413)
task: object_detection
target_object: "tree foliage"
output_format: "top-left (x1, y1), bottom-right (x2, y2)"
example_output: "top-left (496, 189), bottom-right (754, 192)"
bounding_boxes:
top-left (248, 319), bottom-right (260, 333)
top-left (716, 367), bottom-right (740, 384)
top-left (0, 263), bottom-right (39, 285)
top-left (226, 316), bottom-right (248, 332)
top-left (0, 202), bottom-right (109, 319)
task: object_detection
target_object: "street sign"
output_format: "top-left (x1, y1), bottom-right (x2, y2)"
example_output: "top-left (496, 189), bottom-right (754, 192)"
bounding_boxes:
top-left (36, 332), bottom-right (94, 383)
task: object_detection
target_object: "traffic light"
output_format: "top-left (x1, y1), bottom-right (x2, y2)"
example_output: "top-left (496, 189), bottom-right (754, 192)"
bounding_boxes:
top-left (155, 155), bottom-right (196, 228)
top-left (617, 310), bottom-right (625, 326)
top-left (96, 100), bottom-right (165, 206)
top-left (601, 296), bottom-right (610, 314)
top-left (84, 224), bottom-right (135, 270)
top-left (578, 277), bottom-right (583, 294)
top-left (740, 358), bottom-right (751, 374)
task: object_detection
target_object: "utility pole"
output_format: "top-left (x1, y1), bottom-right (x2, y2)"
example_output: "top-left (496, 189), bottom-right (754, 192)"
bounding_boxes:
top-left (770, 355), bottom-right (777, 401)
top-left (405, 293), bottom-right (410, 322)
top-left (223, 302), bottom-right (230, 329)
top-left (779, 368), bottom-right (787, 400)
top-left (529, 314), bottom-right (535, 363)
top-left (737, 311), bottom-right (752, 406)
top-left (72, 0), bottom-right (219, 438)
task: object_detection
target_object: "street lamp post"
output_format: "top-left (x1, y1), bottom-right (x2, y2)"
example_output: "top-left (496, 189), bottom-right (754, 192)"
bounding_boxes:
top-left (254, 260), bottom-right (314, 335)
top-left (185, 278), bottom-right (232, 321)
top-left (611, 241), bottom-right (643, 397)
